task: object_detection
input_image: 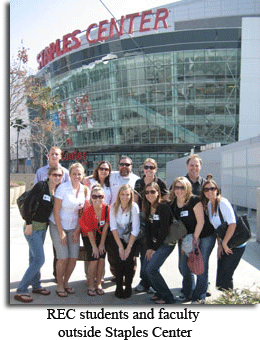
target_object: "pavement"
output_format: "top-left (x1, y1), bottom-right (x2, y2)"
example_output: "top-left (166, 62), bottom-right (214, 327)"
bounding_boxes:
top-left (9, 204), bottom-right (260, 305)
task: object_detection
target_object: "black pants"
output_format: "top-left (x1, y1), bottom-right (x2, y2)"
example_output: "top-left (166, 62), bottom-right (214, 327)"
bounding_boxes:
top-left (216, 245), bottom-right (246, 290)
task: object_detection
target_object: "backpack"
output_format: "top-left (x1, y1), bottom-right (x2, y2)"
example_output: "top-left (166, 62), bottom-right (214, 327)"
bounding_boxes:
top-left (17, 181), bottom-right (46, 221)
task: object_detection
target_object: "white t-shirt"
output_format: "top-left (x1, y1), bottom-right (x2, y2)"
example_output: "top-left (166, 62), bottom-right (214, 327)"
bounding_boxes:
top-left (109, 202), bottom-right (140, 238)
top-left (110, 171), bottom-right (140, 203)
top-left (207, 197), bottom-right (236, 229)
top-left (89, 178), bottom-right (112, 205)
top-left (50, 181), bottom-right (86, 230)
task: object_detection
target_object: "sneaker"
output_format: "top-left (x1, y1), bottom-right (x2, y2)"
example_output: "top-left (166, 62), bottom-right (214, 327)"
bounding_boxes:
top-left (135, 283), bottom-right (147, 292)
top-left (147, 287), bottom-right (156, 294)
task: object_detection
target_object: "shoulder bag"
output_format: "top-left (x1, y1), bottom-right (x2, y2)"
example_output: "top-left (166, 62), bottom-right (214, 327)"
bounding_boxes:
top-left (216, 207), bottom-right (251, 248)
top-left (164, 203), bottom-right (187, 245)
top-left (187, 239), bottom-right (204, 275)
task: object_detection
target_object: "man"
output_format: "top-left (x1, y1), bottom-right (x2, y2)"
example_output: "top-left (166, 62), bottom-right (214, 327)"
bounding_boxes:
top-left (107, 156), bottom-right (140, 279)
top-left (34, 146), bottom-right (70, 280)
top-left (185, 154), bottom-right (205, 195)
top-left (110, 156), bottom-right (140, 203)
top-left (34, 146), bottom-right (69, 184)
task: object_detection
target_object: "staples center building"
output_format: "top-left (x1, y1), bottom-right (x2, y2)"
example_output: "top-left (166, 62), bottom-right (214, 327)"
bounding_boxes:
top-left (36, 0), bottom-right (260, 178)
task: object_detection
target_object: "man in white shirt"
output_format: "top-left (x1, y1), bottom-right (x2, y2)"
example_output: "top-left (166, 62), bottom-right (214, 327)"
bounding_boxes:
top-left (110, 156), bottom-right (140, 203)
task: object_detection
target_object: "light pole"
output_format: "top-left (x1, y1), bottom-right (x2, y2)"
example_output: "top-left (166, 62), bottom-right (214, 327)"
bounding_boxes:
top-left (11, 118), bottom-right (27, 173)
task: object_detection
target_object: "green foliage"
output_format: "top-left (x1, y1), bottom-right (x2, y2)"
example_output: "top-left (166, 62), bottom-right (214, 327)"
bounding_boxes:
top-left (206, 288), bottom-right (260, 304)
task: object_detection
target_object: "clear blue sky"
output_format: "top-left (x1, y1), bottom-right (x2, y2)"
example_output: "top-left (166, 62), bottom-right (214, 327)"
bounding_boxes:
top-left (10, 0), bottom-right (176, 72)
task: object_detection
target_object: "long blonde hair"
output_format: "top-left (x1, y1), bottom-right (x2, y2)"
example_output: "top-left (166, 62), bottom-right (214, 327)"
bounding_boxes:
top-left (169, 176), bottom-right (193, 204)
top-left (113, 184), bottom-right (134, 216)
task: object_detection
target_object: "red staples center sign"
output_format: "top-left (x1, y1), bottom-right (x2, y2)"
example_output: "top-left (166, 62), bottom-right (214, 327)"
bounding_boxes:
top-left (37, 8), bottom-right (169, 70)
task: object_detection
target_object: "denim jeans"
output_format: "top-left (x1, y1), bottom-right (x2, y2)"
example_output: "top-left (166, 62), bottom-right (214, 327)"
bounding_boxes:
top-left (216, 245), bottom-right (246, 290)
top-left (142, 244), bottom-right (175, 303)
top-left (16, 229), bottom-right (46, 294)
top-left (180, 234), bottom-right (216, 301)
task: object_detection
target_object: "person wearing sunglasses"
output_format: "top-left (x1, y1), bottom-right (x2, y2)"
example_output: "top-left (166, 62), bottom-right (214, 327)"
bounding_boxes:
top-left (201, 180), bottom-right (246, 291)
top-left (141, 182), bottom-right (175, 304)
top-left (79, 185), bottom-right (110, 296)
top-left (50, 163), bottom-right (87, 297)
top-left (134, 158), bottom-right (169, 293)
top-left (109, 184), bottom-right (140, 299)
top-left (110, 156), bottom-right (140, 204)
top-left (169, 177), bottom-right (213, 304)
top-left (14, 166), bottom-right (63, 303)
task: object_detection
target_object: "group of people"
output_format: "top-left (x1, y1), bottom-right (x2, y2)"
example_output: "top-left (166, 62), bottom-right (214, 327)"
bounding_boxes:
top-left (14, 147), bottom-right (246, 304)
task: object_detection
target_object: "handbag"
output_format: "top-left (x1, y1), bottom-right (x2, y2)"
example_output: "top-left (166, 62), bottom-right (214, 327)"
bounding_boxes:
top-left (187, 239), bottom-right (204, 275)
top-left (216, 207), bottom-right (251, 248)
top-left (164, 217), bottom-right (187, 245)
top-left (122, 211), bottom-right (132, 244)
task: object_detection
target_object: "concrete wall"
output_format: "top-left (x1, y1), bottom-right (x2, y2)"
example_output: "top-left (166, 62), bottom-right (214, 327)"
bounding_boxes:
top-left (166, 136), bottom-right (260, 210)
top-left (10, 174), bottom-right (35, 191)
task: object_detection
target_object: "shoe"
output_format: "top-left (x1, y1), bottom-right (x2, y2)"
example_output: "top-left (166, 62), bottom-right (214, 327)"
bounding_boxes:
top-left (206, 291), bottom-right (211, 297)
top-left (115, 287), bottom-right (124, 298)
top-left (14, 294), bottom-right (33, 303)
top-left (56, 290), bottom-right (68, 297)
top-left (65, 287), bottom-right (75, 294)
top-left (135, 283), bottom-right (147, 293)
top-left (147, 287), bottom-right (156, 294)
top-left (124, 287), bottom-right (132, 298)
top-left (87, 288), bottom-right (97, 296)
top-left (191, 299), bottom-right (205, 304)
top-left (32, 288), bottom-right (51, 295)
top-left (96, 288), bottom-right (105, 295)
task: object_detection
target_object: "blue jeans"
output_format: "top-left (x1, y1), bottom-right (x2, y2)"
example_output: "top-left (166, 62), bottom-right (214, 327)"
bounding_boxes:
top-left (142, 244), bottom-right (175, 303)
top-left (16, 229), bottom-right (46, 294)
top-left (180, 234), bottom-right (216, 301)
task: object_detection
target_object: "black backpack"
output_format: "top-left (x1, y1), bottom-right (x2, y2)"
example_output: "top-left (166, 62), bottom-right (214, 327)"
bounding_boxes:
top-left (17, 181), bottom-right (46, 221)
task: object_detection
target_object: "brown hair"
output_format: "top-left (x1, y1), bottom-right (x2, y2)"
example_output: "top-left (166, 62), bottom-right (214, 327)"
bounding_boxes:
top-left (142, 182), bottom-right (161, 220)
top-left (169, 176), bottom-right (193, 204)
top-left (186, 154), bottom-right (202, 166)
top-left (201, 179), bottom-right (221, 213)
top-left (92, 161), bottom-right (112, 187)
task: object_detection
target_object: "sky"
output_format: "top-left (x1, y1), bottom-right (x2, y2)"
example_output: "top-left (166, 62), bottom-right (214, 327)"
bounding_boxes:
top-left (10, 0), bottom-right (178, 72)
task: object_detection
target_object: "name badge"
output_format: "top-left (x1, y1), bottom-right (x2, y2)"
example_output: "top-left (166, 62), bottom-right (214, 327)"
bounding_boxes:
top-left (153, 214), bottom-right (160, 221)
top-left (43, 194), bottom-right (51, 202)
top-left (180, 210), bottom-right (189, 217)
top-left (99, 220), bottom-right (105, 226)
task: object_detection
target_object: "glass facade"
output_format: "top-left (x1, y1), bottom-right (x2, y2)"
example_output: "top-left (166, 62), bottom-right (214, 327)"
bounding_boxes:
top-left (39, 29), bottom-right (241, 178)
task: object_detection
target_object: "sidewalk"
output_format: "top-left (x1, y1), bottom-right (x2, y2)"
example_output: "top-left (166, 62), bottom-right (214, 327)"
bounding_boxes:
top-left (9, 205), bottom-right (260, 305)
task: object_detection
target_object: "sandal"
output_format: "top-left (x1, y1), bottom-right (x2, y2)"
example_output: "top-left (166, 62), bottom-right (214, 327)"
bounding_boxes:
top-left (96, 288), bottom-right (105, 295)
top-left (14, 294), bottom-right (33, 303)
top-left (150, 294), bottom-right (160, 301)
top-left (65, 287), bottom-right (75, 294)
top-left (32, 288), bottom-right (50, 295)
top-left (87, 288), bottom-right (97, 296)
top-left (154, 299), bottom-right (167, 304)
top-left (56, 290), bottom-right (68, 297)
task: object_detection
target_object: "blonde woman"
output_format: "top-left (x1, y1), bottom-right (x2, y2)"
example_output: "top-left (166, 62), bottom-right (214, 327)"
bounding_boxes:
top-left (109, 184), bottom-right (140, 298)
top-left (79, 185), bottom-right (110, 296)
top-left (170, 177), bottom-right (212, 304)
top-left (50, 163), bottom-right (87, 297)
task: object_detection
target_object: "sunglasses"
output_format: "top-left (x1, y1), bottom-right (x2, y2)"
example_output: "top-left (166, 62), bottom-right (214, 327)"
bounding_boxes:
top-left (99, 167), bottom-right (110, 172)
top-left (174, 185), bottom-right (185, 191)
top-left (144, 165), bottom-right (156, 170)
top-left (145, 190), bottom-right (157, 195)
top-left (51, 173), bottom-right (63, 178)
top-left (119, 163), bottom-right (131, 167)
top-left (203, 187), bottom-right (217, 193)
top-left (91, 195), bottom-right (104, 200)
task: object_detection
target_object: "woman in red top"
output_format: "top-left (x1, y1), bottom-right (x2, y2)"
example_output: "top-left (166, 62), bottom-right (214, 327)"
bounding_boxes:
top-left (79, 185), bottom-right (110, 296)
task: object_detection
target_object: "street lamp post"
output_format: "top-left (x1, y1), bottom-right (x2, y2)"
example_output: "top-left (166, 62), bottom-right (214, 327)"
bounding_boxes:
top-left (11, 118), bottom-right (27, 173)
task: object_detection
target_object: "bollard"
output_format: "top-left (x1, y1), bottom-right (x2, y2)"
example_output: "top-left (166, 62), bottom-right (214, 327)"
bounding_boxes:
top-left (257, 188), bottom-right (260, 242)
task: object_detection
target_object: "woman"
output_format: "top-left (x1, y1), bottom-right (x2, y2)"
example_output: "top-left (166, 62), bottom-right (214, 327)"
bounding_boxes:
top-left (170, 176), bottom-right (213, 304)
top-left (141, 182), bottom-right (175, 304)
top-left (50, 163), bottom-right (87, 297)
top-left (83, 161), bottom-right (112, 205)
top-left (79, 185), bottom-right (110, 296)
top-left (14, 166), bottom-right (63, 303)
top-left (201, 179), bottom-right (246, 291)
top-left (109, 184), bottom-right (140, 298)
top-left (134, 158), bottom-right (169, 293)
